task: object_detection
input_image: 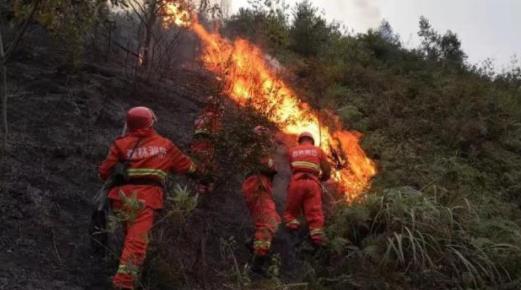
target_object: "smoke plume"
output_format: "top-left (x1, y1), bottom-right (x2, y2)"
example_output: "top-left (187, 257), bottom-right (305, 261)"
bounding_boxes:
top-left (353, 0), bottom-right (382, 29)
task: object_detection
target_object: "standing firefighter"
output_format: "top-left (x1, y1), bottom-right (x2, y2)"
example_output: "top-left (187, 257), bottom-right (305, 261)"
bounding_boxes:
top-left (242, 126), bottom-right (280, 274)
top-left (98, 106), bottom-right (199, 289)
top-left (283, 131), bottom-right (331, 247)
top-left (190, 95), bottom-right (223, 194)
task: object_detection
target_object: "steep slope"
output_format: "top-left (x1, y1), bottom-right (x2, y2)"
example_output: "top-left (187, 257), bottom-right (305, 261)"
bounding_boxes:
top-left (0, 47), bottom-right (252, 288)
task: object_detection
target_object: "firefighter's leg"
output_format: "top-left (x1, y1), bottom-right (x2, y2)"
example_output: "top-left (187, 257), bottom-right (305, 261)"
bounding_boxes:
top-left (302, 180), bottom-right (326, 246)
top-left (242, 176), bottom-right (260, 253)
top-left (113, 206), bottom-right (154, 289)
top-left (243, 176), bottom-right (280, 256)
top-left (191, 140), bottom-right (213, 194)
top-left (253, 227), bottom-right (274, 257)
top-left (252, 181), bottom-right (280, 276)
top-left (283, 179), bottom-right (304, 230)
top-left (253, 184), bottom-right (280, 256)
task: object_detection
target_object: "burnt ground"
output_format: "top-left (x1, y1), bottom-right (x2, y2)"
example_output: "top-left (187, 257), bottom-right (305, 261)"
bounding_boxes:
top-left (0, 32), bottom-right (306, 289)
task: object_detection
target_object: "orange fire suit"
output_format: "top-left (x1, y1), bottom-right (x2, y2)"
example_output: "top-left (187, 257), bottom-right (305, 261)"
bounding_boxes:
top-left (190, 109), bottom-right (221, 193)
top-left (242, 157), bottom-right (280, 256)
top-left (283, 143), bottom-right (331, 246)
top-left (99, 128), bottom-right (196, 289)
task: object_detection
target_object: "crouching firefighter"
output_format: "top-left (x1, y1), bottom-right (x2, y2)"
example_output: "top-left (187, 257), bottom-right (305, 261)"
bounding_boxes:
top-left (98, 106), bottom-right (200, 289)
top-left (283, 132), bottom-right (331, 247)
top-left (242, 126), bottom-right (281, 275)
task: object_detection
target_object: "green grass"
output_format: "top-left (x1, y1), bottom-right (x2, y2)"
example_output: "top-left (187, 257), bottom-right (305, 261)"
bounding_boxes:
top-left (321, 187), bottom-right (521, 289)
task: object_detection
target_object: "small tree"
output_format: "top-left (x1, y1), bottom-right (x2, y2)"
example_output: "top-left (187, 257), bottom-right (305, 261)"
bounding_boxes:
top-left (289, 0), bottom-right (328, 57)
top-left (439, 30), bottom-right (465, 64)
top-left (377, 20), bottom-right (399, 46)
top-left (418, 16), bottom-right (466, 66)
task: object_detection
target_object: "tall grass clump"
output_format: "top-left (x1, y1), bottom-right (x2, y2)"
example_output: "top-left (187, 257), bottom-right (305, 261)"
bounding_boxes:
top-left (320, 187), bottom-right (521, 289)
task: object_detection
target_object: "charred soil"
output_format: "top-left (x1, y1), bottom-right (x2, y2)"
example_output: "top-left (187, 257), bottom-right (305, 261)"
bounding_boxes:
top-left (0, 28), bottom-right (310, 289)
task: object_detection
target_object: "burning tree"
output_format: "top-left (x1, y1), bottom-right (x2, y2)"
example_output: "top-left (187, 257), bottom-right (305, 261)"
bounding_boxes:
top-left (162, 1), bottom-right (377, 201)
top-left (110, 0), bottom-right (230, 77)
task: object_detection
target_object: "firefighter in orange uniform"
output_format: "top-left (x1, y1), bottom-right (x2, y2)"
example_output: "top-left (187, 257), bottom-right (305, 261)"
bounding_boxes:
top-left (99, 106), bottom-right (199, 289)
top-left (190, 95), bottom-right (223, 194)
top-left (283, 131), bottom-right (331, 246)
top-left (242, 126), bottom-right (280, 273)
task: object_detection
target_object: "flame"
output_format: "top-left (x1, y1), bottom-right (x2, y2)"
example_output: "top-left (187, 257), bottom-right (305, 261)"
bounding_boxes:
top-left (165, 3), bottom-right (377, 200)
top-left (162, 2), bottom-right (191, 28)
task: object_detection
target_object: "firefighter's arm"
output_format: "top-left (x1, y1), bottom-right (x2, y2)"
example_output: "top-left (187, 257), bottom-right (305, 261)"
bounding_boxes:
top-left (168, 142), bottom-right (198, 175)
top-left (319, 150), bottom-right (332, 182)
top-left (98, 142), bottom-right (120, 181)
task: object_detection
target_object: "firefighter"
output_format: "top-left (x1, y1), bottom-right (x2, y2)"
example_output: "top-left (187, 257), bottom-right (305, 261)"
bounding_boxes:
top-left (99, 106), bottom-right (199, 290)
top-left (190, 95), bottom-right (223, 194)
top-left (283, 131), bottom-right (331, 247)
top-left (242, 125), bottom-right (280, 274)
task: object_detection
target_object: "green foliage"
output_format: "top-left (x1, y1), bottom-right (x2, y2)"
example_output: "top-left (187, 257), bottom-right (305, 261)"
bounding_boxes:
top-left (166, 184), bottom-right (198, 221)
top-left (13, 0), bottom-right (110, 67)
top-left (225, 1), bottom-right (289, 52)
top-left (322, 188), bottom-right (521, 289)
top-left (225, 2), bottom-right (521, 288)
top-left (418, 16), bottom-right (466, 65)
top-left (107, 191), bottom-right (143, 232)
top-left (219, 236), bottom-right (252, 288)
top-left (289, 0), bottom-right (329, 57)
top-left (215, 104), bottom-right (276, 175)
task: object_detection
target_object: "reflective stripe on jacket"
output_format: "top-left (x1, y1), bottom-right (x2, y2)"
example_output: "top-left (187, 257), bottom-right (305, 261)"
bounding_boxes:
top-left (99, 128), bottom-right (196, 209)
top-left (288, 143), bottom-right (331, 180)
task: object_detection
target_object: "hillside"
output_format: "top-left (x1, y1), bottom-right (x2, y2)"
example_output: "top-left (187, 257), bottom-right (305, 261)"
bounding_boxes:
top-left (0, 45), bottom-right (214, 288)
top-left (1, 1), bottom-right (521, 289)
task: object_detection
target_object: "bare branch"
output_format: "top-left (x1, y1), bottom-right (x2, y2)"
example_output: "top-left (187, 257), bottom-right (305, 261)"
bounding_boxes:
top-left (3, 0), bottom-right (42, 63)
top-left (127, 0), bottom-right (148, 25)
top-left (113, 40), bottom-right (141, 58)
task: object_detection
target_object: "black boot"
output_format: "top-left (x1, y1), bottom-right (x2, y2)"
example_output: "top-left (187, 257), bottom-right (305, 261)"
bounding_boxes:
top-left (244, 237), bottom-right (254, 254)
top-left (250, 254), bottom-right (270, 278)
top-left (286, 228), bottom-right (302, 248)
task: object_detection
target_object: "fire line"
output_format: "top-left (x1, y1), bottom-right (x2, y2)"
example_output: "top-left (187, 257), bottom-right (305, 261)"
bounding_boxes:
top-left (163, 2), bottom-right (377, 201)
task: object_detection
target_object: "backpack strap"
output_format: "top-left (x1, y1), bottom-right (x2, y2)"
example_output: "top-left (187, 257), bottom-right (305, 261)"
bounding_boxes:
top-left (122, 137), bottom-right (144, 165)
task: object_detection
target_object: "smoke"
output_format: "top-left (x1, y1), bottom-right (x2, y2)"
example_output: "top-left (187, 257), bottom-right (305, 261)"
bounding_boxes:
top-left (313, 0), bottom-right (382, 32)
top-left (354, 0), bottom-right (382, 29)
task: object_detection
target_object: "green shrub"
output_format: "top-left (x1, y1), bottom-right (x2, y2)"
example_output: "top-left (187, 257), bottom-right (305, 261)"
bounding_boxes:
top-left (321, 188), bottom-right (521, 289)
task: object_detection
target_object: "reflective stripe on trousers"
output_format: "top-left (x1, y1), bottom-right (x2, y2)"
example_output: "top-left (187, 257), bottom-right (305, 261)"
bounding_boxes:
top-left (310, 228), bottom-right (324, 237)
top-left (254, 240), bottom-right (271, 250)
top-left (117, 263), bottom-right (139, 276)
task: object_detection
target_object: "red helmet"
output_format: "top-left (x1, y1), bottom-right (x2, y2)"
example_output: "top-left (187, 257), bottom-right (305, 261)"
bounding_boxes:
top-left (298, 131), bottom-right (315, 145)
top-left (126, 106), bottom-right (157, 131)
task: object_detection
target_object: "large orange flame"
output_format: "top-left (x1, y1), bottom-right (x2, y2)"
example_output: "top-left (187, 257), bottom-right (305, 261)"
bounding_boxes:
top-left (164, 2), bottom-right (376, 200)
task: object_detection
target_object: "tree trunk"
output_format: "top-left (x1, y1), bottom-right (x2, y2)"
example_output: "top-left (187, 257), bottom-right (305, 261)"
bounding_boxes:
top-left (141, 0), bottom-right (157, 69)
top-left (0, 0), bottom-right (41, 151)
